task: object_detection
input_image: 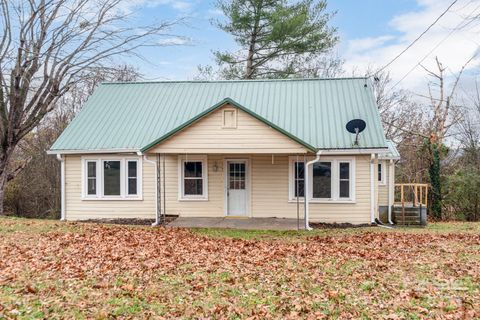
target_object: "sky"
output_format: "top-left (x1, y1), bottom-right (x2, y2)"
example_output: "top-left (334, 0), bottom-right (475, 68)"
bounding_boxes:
top-left (121, 0), bottom-right (480, 94)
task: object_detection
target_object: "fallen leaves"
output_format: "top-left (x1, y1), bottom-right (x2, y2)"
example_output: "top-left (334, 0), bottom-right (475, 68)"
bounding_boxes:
top-left (0, 220), bottom-right (479, 319)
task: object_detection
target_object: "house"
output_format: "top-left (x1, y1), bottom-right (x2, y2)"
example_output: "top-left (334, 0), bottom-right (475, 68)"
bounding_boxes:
top-left (48, 78), bottom-right (400, 227)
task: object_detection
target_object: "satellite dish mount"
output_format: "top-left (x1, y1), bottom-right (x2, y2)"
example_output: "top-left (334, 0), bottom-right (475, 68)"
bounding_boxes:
top-left (346, 119), bottom-right (366, 146)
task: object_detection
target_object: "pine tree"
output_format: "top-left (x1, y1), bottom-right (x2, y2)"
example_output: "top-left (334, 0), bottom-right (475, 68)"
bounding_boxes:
top-left (213, 0), bottom-right (338, 79)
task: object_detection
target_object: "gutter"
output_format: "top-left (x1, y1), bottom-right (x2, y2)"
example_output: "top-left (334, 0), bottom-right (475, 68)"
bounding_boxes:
top-left (56, 154), bottom-right (66, 221)
top-left (138, 152), bottom-right (160, 226)
top-left (47, 148), bottom-right (139, 155)
top-left (318, 148), bottom-right (389, 155)
top-left (304, 150), bottom-right (322, 231)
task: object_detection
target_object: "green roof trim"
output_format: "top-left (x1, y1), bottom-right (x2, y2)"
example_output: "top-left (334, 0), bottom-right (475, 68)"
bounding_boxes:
top-left (50, 78), bottom-right (389, 152)
top-left (141, 98), bottom-right (317, 152)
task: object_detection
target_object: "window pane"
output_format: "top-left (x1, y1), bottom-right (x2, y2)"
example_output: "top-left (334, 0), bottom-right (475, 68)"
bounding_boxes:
top-left (103, 161), bottom-right (121, 196)
top-left (340, 181), bottom-right (350, 198)
top-left (87, 178), bottom-right (96, 195)
top-left (294, 162), bottom-right (305, 197)
top-left (295, 162), bottom-right (305, 179)
top-left (128, 178), bottom-right (137, 195)
top-left (340, 163), bottom-right (350, 180)
top-left (128, 161), bottom-right (137, 178)
top-left (378, 163), bottom-right (382, 181)
top-left (294, 180), bottom-right (305, 198)
top-left (184, 162), bottom-right (202, 177)
top-left (229, 162), bottom-right (245, 190)
top-left (313, 162), bottom-right (331, 198)
top-left (184, 179), bottom-right (203, 195)
top-left (87, 162), bottom-right (96, 178)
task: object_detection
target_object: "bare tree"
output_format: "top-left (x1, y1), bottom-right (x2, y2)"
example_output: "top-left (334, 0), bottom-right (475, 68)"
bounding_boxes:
top-left (371, 70), bottom-right (427, 143)
top-left (418, 56), bottom-right (473, 218)
top-left (0, 0), bottom-right (177, 213)
top-left (420, 57), bottom-right (471, 145)
top-left (5, 64), bottom-right (141, 217)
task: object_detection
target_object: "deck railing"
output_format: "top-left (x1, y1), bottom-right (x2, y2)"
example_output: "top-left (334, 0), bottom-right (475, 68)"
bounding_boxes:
top-left (394, 183), bottom-right (429, 207)
top-left (394, 183), bottom-right (429, 226)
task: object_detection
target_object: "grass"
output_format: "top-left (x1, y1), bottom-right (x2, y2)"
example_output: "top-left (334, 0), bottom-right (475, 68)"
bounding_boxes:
top-left (0, 216), bottom-right (479, 319)
top-left (191, 221), bottom-right (480, 240)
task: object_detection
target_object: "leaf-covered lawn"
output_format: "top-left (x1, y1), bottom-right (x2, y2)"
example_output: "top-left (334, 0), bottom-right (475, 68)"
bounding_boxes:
top-left (0, 217), bottom-right (479, 319)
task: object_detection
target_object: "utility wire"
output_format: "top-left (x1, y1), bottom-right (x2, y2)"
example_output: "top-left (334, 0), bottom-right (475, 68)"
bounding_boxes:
top-left (391, 2), bottom-right (480, 89)
top-left (369, 0), bottom-right (459, 77)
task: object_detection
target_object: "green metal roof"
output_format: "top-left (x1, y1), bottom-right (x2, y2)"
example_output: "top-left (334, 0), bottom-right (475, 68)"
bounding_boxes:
top-left (50, 78), bottom-right (389, 153)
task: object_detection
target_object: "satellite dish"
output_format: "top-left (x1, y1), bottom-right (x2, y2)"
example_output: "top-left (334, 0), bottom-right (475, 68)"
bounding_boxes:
top-left (346, 119), bottom-right (367, 146)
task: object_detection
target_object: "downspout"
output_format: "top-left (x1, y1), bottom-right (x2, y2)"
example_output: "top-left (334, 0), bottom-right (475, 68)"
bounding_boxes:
top-left (387, 159), bottom-right (395, 224)
top-left (370, 153), bottom-right (376, 224)
top-left (304, 150), bottom-right (322, 231)
top-left (56, 154), bottom-right (66, 221)
top-left (139, 152), bottom-right (159, 226)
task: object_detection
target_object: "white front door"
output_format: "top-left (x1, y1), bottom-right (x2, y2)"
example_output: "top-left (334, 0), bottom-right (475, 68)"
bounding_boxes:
top-left (226, 160), bottom-right (248, 216)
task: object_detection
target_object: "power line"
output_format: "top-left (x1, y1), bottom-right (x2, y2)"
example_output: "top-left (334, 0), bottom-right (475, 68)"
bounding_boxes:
top-left (370, 0), bottom-right (459, 77)
top-left (391, 2), bottom-right (480, 89)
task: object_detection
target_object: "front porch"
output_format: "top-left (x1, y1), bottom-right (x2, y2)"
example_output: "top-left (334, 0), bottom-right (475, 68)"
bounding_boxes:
top-left (150, 153), bottom-right (375, 225)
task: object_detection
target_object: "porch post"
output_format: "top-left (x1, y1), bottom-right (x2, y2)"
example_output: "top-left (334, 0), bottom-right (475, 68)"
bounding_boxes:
top-left (57, 154), bottom-right (66, 221)
top-left (388, 159), bottom-right (395, 224)
top-left (370, 153), bottom-right (376, 224)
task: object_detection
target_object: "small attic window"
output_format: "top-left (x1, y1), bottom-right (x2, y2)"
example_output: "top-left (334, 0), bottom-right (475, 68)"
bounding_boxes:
top-left (222, 109), bottom-right (237, 128)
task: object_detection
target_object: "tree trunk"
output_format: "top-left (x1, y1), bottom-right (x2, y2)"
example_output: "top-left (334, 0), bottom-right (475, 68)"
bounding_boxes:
top-left (0, 165), bottom-right (9, 215)
top-left (429, 143), bottom-right (442, 219)
top-left (245, 4), bottom-right (261, 79)
top-left (245, 39), bottom-right (256, 79)
top-left (0, 147), bottom-right (16, 215)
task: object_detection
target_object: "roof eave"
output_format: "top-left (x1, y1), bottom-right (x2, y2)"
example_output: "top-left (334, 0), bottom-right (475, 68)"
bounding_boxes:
top-left (47, 148), bottom-right (140, 155)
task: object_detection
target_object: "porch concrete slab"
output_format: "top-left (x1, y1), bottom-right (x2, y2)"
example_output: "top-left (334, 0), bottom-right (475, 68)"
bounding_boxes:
top-left (166, 217), bottom-right (305, 230)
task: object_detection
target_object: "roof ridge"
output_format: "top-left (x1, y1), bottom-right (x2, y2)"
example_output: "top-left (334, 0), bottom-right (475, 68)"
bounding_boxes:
top-left (102, 77), bottom-right (368, 85)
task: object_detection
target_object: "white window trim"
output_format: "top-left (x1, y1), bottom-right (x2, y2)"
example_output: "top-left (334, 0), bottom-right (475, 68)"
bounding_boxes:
top-left (378, 161), bottom-right (386, 185)
top-left (126, 159), bottom-right (142, 198)
top-left (81, 156), bottom-right (143, 201)
top-left (288, 156), bottom-right (356, 203)
top-left (178, 155), bottom-right (208, 201)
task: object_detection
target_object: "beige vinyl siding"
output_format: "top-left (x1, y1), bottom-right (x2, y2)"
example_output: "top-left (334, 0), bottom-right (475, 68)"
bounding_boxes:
top-left (64, 155), bottom-right (156, 220)
top-left (64, 153), bottom-right (375, 224)
top-left (160, 154), bottom-right (373, 224)
top-left (161, 154), bottom-right (225, 217)
top-left (378, 160), bottom-right (389, 206)
top-left (149, 105), bottom-right (308, 154)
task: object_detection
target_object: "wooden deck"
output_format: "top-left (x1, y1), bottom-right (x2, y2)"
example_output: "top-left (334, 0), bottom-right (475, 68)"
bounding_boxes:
top-left (394, 184), bottom-right (428, 226)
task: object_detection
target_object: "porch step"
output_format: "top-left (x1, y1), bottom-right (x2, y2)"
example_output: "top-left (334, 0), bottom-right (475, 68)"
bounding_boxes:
top-left (393, 206), bottom-right (426, 226)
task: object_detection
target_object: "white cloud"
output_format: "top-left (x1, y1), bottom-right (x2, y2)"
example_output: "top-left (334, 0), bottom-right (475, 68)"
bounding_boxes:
top-left (343, 0), bottom-right (480, 92)
top-left (158, 37), bottom-right (192, 45)
top-left (118, 0), bottom-right (194, 14)
top-left (207, 8), bottom-right (224, 17)
top-left (170, 1), bottom-right (193, 11)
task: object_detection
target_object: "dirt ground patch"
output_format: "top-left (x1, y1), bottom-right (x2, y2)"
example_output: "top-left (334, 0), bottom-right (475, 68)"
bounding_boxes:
top-left (0, 218), bottom-right (479, 319)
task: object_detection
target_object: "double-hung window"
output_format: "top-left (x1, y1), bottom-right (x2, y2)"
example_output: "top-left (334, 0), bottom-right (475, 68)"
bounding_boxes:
top-left (127, 160), bottom-right (139, 196)
top-left (378, 162), bottom-right (385, 184)
top-left (338, 162), bottom-right (351, 199)
top-left (86, 160), bottom-right (98, 196)
top-left (179, 156), bottom-right (208, 200)
top-left (293, 161), bottom-right (305, 198)
top-left (290, 157), bottom-right (355, 202)
top-left (83, 157), bottom-right (142, 200)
